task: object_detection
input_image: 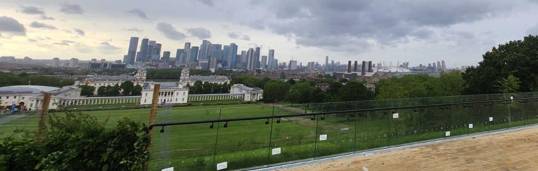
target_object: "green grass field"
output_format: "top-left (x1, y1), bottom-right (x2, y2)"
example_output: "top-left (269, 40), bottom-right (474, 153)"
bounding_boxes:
top-left (1, 102), bottom-right (538, 171)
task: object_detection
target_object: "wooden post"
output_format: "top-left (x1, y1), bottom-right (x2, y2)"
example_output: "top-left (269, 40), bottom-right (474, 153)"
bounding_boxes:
top-left (37, 92), bottom-right (51, 142)
top-left (149, 84), bottom-right (160, 126)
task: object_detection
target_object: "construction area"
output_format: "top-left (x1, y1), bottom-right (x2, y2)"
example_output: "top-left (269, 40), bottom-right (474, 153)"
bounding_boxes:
top-left (275, 125), bottom-right (538, 171)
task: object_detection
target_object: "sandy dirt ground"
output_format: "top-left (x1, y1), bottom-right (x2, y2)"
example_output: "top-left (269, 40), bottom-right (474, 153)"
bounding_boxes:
top-left (280, 127), bottom-right (538, 171)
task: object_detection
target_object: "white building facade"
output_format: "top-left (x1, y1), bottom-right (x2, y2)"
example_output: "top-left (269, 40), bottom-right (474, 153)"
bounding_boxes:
top-left (0, 85), bottom-right (81, 112)
top-left (230, 84), bottom-right (263, 102)
top-left (140, 82), bottom-right (189, 105)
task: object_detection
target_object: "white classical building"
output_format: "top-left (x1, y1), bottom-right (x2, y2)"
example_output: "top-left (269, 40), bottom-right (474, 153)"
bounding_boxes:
top-left (0, 85), bottom-right (81, 112)
top-left (179, 68), bottom-right (230, 85)
top-left (140, 81), bottom-right (189, 105)
top-left (74, 68), bottom-right (146, 95)
top-left (230, 84), bottom-right (263, 102)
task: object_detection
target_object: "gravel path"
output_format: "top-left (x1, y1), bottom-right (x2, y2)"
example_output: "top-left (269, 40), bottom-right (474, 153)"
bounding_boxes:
top-left (276, 125), bottom-right (538, 171)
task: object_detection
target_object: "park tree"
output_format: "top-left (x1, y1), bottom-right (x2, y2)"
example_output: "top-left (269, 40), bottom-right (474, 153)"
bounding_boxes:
top-left (497, 74), bottom-right (521, 93)
top-left (338, 81), bottom-right (372, 101)
top-left (263, 80), bottom-right (290, 102)
top-left (97, 86), bottom-right (107, 96)
top-left (375, 73), bottom-right (462, 99)
top-left (463, 35), bottom-right (538, 94)
top-left (132, 85), bottom-right (143, 96)
top-left (287, 82), bottom-right (314, 103)
top-left (120, 81), bottom-right (134, 96)
top-left (0, 112), bottom-right (149, 170)
top-left (79, 85), bottom-right (95, 96)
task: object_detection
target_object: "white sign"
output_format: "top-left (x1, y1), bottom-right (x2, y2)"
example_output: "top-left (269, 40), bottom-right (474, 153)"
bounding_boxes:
top-left (340, 127), bottom-right (350, 131)
top-left (319, 134), bottom-right (328, 141)
top-left (392, 113), bottom-right (399, 119)
top-left (272, 147), bottom-right (282, 155)
top-left (489, 117), bottom-right (493, 122)
top-left (161, 167), bottom-right (174, 171)
top-left (445, 131), bottom-right (451, 137)
top-left (217, 162), bottom-right (228, 170)
top-left (468, 124), bottom-right (474, 129)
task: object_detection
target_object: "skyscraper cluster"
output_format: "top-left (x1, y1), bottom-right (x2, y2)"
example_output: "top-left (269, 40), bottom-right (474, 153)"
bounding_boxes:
top-left (124, 37), bottom-right (277, 72)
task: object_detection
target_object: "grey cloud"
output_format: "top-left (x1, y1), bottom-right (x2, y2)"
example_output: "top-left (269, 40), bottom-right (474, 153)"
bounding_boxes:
top-left (60, 4), bottom-right (84, 14)
top-left (127, 9), bottom-right (148, 19)
top-left (188, 27), bottom-right (211, 39)
top-left (74, 28), bottom-right (85, 36)
top-left (20, 6), bottom-right (45, 15)
top-left (99, 42), bottom-right (121, 54)
top-left (20, 6), bottom-right (54, 20)
top-left (126, 28), bottom-right (144, 32)
top-left (228, 32), bottom-right (239, 39)
top-left (527, 24), bottom-right (538, 35)
top-left (156, 22), bottom-right (186, 40)
top-left (30, 21), bottom-right (57, 30)
top-left (242, 35), bottom-right (250, 41)
top-left (40, 16), bottom-right (54, 20)
top-left (228, 32), bottom-right (250, 41)
top-left (250, 0), bottom-right (513, 51)
top-left (198, 0), bottom-right (214, 6)
top-left (54, 40), bottom-right (76, 46)
top-left (0, 16), bottom-right (26, 35)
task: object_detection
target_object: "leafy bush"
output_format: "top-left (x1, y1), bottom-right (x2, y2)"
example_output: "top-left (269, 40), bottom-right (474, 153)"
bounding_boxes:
top-left (0, 112), bottom-right (150, 171)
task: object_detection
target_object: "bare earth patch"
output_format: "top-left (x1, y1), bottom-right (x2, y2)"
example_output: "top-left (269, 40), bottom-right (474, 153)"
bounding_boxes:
top-left (279, 127), bottom-right (538, 171)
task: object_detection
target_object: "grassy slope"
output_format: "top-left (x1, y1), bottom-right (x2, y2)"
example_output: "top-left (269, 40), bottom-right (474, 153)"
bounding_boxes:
top-left (1, 102), bottom-right (538, 171)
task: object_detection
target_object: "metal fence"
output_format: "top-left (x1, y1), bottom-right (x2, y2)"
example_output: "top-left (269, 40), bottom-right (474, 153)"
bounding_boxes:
top-left (149, 92), bottom-right (538, 171)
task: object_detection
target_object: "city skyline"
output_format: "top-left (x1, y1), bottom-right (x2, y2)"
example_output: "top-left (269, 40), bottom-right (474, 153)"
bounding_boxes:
top-left (1, 0), bottom-right (538, 67)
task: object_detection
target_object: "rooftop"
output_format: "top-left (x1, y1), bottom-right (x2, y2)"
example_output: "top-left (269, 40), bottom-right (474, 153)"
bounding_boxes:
top-left (0, 85), bottom-right (60, 94)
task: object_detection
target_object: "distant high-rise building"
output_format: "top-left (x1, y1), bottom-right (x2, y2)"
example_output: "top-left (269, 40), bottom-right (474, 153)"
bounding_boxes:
top-left (183, 42), bottom-right (191, 65)
top-left (175, 49), bottom-right (184, 66)
top-left (190, 46), bottom-right (199, 67)
top-left (347, 61), bottom-right (352, 73)
top-left (239, 50), bottom-right (247, 69)
top-left (261, 56), bottom-right (267, 69)
top-left (368, 61), bottom-right (373, 72)
top-left (254, 47), bottom-right (261, 69)
top-left (209, 44), bottom-right (222, 70)
top-left (162, 51), bottom-right (171, 63)
top-left (289, 60), bottom-right (298, 70)
top-left (353, 61), bottom-right (358, 72)
top-left (441, 60), bottom-right (446, 71)
top-left (198, 40), bottom-right (211, 63)
top-left (268, 49), bottom-right (275, 70)
top-left (325, 56), bottom-right (329, 71)
top-left (137, 38), bottom-right (149, 62)
top-left (148, 41), bottom-right (156, 61)
top-left (229, 43), bottom-right (238, 68)
top-left (153, 43), bottom-right (162, 61)
top-left (125, 37), bottom-right (138, 64)
top-left (361, 61), bottom-right (367, 76)
top-left (246, 48), bottom-right (255, 70)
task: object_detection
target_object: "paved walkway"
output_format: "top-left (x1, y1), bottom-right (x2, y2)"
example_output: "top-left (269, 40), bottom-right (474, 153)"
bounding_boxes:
top-left (276, 126), bottom-right (538, 171)
top-left (0, 114), bottom-right (27, 125)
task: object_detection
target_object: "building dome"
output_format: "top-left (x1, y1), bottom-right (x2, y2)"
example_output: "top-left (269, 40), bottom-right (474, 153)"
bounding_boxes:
top-left (0, 85), bottom-right (60, 94)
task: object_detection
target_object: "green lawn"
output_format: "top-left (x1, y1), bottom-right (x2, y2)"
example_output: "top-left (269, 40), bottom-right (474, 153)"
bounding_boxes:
top-left (1, 102), bottom-right (538, 171)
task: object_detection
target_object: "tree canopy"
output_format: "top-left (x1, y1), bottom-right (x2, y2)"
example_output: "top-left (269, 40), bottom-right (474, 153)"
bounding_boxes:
top-left (463, 35), bottom-right (538, 94)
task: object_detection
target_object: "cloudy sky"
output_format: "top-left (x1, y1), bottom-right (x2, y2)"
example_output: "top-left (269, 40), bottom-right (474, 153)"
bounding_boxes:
top-left (1, 0), bottom-right (538, 67)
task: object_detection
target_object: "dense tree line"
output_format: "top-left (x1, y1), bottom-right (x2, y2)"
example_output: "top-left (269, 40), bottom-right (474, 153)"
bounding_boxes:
top-left (0, 112), bottom-right (149, 170)
top-left (257, 76), bottom-right (374, 103)
top-left (80, 81), bottom-right (142, 97)
top-left (146, 68), bottom-right (181, 79)
top-left (0, 72), bottom-right (74, 87)
top-left (375, 72), bottom-right (464, 99)
top-left (463, 35), bottom-right (538, 94)
top-left (189, 81), bottom-right (230, 94)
